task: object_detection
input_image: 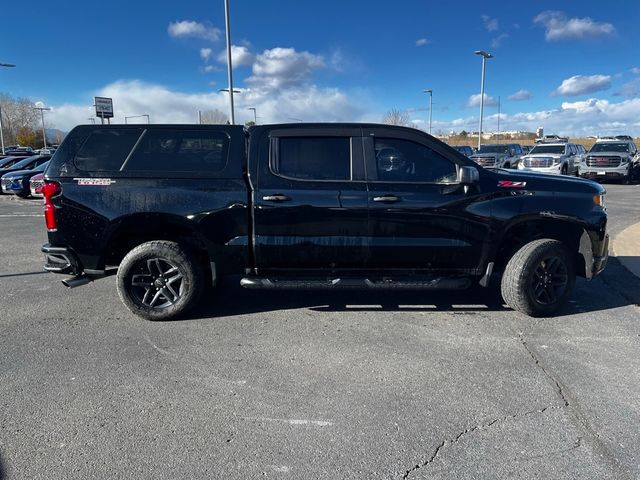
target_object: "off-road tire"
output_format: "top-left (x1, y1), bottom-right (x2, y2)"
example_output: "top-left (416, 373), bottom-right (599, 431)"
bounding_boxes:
top-left (117, 241), bottom-right (205, 320)
top-left (501, 239), bottom-right (575, 317)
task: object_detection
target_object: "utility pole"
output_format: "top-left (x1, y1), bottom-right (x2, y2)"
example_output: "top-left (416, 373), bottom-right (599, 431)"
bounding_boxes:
top-left (223, 0), bottom-right (235, 124)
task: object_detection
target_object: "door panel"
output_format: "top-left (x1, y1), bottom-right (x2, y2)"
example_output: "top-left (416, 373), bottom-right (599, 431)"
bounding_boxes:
top-left (254, 129), bottom-right (369, 271)
top-left (364, 128), bottom-right (490, 273)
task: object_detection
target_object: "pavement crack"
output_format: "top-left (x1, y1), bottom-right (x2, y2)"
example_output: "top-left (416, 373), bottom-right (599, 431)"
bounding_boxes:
top-left (401, 406), bottom-right (561, 479)
top-left (518, 331), bottom-right (569, 407)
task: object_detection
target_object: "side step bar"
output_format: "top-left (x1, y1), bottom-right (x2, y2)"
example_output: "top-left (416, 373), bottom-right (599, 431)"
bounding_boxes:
top-left (240, 276), bottom-right (471, 291)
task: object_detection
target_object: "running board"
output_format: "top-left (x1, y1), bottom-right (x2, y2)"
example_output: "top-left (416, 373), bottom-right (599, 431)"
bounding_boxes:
top-left (240, 276), bottom-right (471, 291)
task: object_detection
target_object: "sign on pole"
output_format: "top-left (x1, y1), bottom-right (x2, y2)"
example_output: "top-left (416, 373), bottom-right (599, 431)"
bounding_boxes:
top-left (94, 97), bottom-right (114, 119)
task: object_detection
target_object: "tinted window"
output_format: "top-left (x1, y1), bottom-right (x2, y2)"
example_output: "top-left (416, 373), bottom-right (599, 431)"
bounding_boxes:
top-left (124, 129), bottom-right (229, 172)
top-left (274, 137), bottom-right (350, 181)
top-left (374, 138), bottom-right (457, 183)
top-left (75, 129), bottom-right (142, 171)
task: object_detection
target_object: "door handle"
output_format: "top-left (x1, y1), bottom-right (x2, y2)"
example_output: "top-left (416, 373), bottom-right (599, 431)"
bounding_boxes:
top-left (262, 194), bottom-right (291, 202)
top-left (373, 195), bottom-right (400, 203)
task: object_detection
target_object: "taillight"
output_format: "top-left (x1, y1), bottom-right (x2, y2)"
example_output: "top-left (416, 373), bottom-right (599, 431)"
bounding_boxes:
top-left (42, 181), bottom-right (61, 232)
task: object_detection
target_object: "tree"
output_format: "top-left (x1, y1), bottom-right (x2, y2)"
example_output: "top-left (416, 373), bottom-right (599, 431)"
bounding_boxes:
top-left (460, 130), bottom-right (468, 138)
top-left (16, 127), bottom-right (39, 148)
top-left (382, 108), bottom-right (412, 127)
top-left (0, 93), bottom-right (40, 146)
top-left (245, 120), bottom-right (256, 127)
top-left (200, 108), bottom-right (229, 125)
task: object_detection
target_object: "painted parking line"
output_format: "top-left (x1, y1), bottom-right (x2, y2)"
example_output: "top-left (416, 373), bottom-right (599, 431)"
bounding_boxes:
top-left (0, 214), bottom-right (43, 217)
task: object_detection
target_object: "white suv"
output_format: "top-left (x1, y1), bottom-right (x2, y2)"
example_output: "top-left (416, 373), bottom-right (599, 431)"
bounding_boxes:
top-left (518, 143), bottom-right (581, 176)
top-left (580, 139), bottom-right (639, 184)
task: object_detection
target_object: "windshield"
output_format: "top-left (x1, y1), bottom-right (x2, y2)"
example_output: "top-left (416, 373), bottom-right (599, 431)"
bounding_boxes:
top-left (34, 160), bottom-right (50, 172)
top-left (8, 155), bottom-right (39, 170)
top-left (0, 157), bottom-right (20, 168)
top-left (477, 145), bottom-right (509, 154)
top-left (589, 142), bottom-right (629, 153)
top-left (529, 145), bottom-right (565, 155)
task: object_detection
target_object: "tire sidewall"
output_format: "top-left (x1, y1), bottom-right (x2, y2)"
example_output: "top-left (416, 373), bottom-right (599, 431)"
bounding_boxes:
top-left (116, 241), bottom-right (202, 321)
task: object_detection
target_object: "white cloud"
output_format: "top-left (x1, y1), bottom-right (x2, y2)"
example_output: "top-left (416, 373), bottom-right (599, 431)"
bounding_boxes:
top-left (533, 11), bottom-right (616, 41)
top-left (200, 48), bottom-right (212, 61)
top-left (167, 20), bottom-right (221, 41)
top-left (247, 47), bottom-right (325, 90)
top-left (203, 65), bottom-right (220, 73)
top-left (436, 97), bottom-right (640, 137)
top-left (508, 89), bottom-right (532, 101)
top-left (491, 33), bottom-right (509, 48)
top-left (216, 45), bottom-right (254, 68)
top-left (466, 93), bottom-right (498, 108)
top-left (552, 74), bottom-right (611, 96)
top-left (614, 78), bottom-right (640, 98)
top-left (415, 38), bottom-right (430, 47)
top-left (631, 67), bottom-right (640, 75)
top-left (481, 14), bottom-right (499, 32)
top-left (46, 80), bottom-right (367, 131)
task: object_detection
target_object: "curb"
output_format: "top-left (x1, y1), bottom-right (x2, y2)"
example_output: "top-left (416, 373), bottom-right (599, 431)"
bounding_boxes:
top-left (612, 223), bottom-right (640, 279)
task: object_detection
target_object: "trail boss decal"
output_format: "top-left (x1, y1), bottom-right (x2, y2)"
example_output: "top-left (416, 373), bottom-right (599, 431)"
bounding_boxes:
top-left (74, 178), bottom-right (116, 186)
top-left (498, 180), bottom-right (527, 188)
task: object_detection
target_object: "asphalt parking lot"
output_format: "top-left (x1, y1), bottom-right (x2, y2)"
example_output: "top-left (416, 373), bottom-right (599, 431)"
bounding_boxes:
top-left (1, 185), bottom-right (639, 479)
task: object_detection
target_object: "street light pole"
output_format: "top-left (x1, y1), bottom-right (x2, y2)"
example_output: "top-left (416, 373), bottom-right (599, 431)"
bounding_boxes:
top-left (474, 50), bottom-right (493, 150)
top-left (423, 89), bottom-right (433, 135)
top-left (0, 62), bottom-right (16, 154)
top-left (34, 104), bottom-right (52, 148)
top-left (125, 114), bottom-right (150, 124)
top-left (248, 107), bottom-right (257, 124)
top-left (223, 0), bottom-right (235, 124)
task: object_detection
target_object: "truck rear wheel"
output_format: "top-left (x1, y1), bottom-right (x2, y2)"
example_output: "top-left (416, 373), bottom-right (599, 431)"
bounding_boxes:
top-left (501, 239), bottom-right (575, 317)
top-left (116, 241), bottom-right (204, 320)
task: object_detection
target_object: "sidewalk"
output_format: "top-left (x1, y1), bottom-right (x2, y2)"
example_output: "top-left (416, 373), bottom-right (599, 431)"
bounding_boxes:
top-left (612, 223), bottom-right (640, 278)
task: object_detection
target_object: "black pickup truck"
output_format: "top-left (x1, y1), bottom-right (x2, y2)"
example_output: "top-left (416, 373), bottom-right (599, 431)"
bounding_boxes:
top-left (41, 124), bottom-right (608, 320)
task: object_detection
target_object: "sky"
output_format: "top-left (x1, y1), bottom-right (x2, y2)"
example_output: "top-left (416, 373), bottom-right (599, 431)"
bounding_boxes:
top-left (2, 0), bottom-right (640, 136)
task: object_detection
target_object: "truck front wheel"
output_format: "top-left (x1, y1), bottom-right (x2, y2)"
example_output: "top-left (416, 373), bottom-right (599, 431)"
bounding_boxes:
top-left (116, 241), bottom-right (204, 320)
top-left (501, 239), bottom-right (575, 317)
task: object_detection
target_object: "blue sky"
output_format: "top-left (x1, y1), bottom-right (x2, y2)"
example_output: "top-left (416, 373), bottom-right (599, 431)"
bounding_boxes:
top-left (2, 0), bottom-right (639, 135)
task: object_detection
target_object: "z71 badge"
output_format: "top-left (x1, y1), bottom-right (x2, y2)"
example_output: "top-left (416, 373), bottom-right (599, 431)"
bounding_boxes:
top-left (498, 180), bottom-right (527, 188)
top-left (74, 178), bottom-right (116, 186)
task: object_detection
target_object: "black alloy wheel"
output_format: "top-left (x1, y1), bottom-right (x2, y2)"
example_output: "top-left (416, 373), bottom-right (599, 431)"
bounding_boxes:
top-left (130, 258), bottom-right (184, 308)
top-left (116, 241), bottom-right (204, 320)
top-left (529, 255), bottom-right (569, 306)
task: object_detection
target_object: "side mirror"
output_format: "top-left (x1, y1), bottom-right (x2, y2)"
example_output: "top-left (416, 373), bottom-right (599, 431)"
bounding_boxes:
top-left (458, 166), bottom-right (480, 185)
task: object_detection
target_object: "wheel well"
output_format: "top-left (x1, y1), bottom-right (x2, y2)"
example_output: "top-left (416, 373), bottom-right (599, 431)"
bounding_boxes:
top-left (102, 217), bottom-right (211, 276)
top-left (494, 220), bottom-right (586, 277)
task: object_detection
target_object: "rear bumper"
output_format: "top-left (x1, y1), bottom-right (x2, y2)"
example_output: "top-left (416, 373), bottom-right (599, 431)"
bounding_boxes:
top-left (42, 244), bottom-right (83, 275)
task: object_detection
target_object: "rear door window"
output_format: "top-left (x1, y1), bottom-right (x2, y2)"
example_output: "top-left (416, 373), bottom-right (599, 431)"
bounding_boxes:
top-left (272, 137), bottom-right (351, 181)
top-left (123, 129), bottom-right (229, 173)
top-left (74, 129), bottom-right (142, 172)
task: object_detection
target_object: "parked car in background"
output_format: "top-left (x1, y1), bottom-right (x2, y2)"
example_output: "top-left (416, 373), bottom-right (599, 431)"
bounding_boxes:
top-left (1, 161), bottom-right (51, 197)
top-left (535, 135), bottom-right (569, 144)
top-left (453, 145), bottom-right (474, 157)
top-left (518, 143), bottom-right (581, 176)
top-left (30, 172), bottom-right (45, 198)
top-left (580, 138), bottom-right (639, 184)
top-left (469, 144), bottom-right (523, 169)
top-left (0, 155), bottom-right (51, 176)
top-left (0, 156), bottom-right (23, 169)
top-left (5, 147), bottom-right (34, 156)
